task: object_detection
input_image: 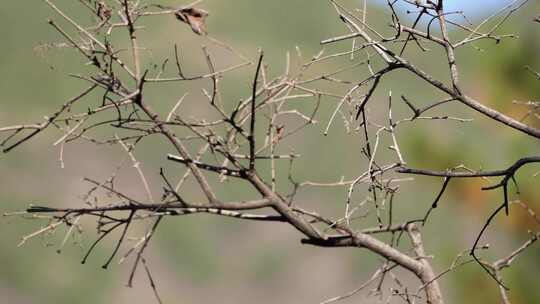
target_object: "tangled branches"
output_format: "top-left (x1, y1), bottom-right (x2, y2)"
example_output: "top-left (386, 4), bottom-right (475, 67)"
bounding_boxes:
top-left (2, 1), bottom-right (539, 303)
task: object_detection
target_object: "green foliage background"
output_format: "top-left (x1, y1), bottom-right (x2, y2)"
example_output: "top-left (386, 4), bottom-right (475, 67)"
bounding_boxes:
top-left (1, 1), bottom-right (539, 303)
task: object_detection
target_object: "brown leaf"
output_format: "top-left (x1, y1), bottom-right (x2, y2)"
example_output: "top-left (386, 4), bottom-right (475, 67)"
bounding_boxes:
top-left (175, 7), bottom-right (209, 35)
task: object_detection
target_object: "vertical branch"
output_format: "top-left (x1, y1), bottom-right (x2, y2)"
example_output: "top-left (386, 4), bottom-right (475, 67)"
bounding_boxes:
top-left (128, 215), bottom-right (163, 287)
top-left (116, 135), bottom-right (155, 204)
top-left (249, 52), bottom-right (264, 172)
top-left (102, 210), bottom-right (136, 269)
top-left (123, 0), bottom-right (141, 81)
top-left (141, 256), bottom-right (163, 304)
top-left (388, 91), bottom-right (405, 164)
top-left (407, 224), bottom-right (445, 304)
top-left (436, 1), bottom-right (460, 93)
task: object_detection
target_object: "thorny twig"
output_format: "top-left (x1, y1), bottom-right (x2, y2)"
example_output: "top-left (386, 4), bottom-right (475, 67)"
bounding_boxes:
top-left (3, 1), bottom-right (540, 304)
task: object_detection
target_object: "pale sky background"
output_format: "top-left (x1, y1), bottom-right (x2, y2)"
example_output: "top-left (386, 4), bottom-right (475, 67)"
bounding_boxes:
top-left (440, 0), bottom-right (513, 15)
top-left (375, 0), bottom-right (517, 18)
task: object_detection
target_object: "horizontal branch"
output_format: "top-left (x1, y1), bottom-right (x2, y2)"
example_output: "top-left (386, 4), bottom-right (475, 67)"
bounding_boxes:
top-left (27, 198), bottom-right (272, 214)
top-left (301, 231), bottom-right (424, 275)
top-left (397, 156), bottom-right (540, 178)
top-left (167, 154), bottom-right (244, 177)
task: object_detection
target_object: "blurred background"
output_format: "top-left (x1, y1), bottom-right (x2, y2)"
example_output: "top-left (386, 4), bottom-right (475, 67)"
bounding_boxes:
top-left (1, 0), bottom-right (539, 303)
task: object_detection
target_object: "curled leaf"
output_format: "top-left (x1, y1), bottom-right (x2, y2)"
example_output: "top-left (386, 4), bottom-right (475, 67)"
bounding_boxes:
top-left (175, 7), bottom-right (209, 35)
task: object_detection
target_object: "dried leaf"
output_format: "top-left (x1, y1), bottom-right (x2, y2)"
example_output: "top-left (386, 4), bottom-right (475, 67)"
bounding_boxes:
top-left (175, 7), bottom-right (209, 35)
